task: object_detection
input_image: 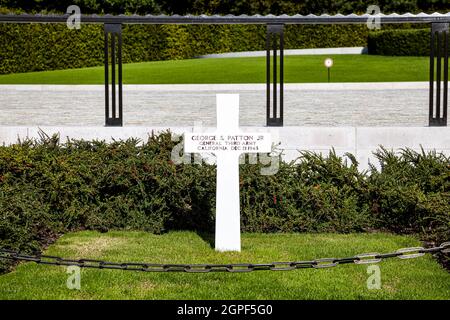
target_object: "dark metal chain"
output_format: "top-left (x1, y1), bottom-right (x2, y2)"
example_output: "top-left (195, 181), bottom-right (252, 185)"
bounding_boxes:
top-left (1, 242), bottom-right (449, 273)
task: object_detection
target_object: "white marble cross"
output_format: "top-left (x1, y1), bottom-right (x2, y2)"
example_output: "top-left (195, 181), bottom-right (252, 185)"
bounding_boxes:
top-left (184, 94), bottom-right (272, 252)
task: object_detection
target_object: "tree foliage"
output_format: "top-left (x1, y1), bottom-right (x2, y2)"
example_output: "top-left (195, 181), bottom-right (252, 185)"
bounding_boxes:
top-left (0, 0), bottom-right (449, 15)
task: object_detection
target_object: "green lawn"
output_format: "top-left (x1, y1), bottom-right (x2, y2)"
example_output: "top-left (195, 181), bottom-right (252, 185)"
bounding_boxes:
top-left (0, 231), bottom-right (448, 300)
top-left (0, 55), bottom-right (440, 84)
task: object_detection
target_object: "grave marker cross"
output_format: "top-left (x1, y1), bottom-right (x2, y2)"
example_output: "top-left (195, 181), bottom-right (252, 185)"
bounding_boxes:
top-left (184, 94), bottom-right (272, 252)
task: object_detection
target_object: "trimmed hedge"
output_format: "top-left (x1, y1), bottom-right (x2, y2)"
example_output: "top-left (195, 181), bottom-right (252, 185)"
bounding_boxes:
top-left (0, 24), bottom-right (167, 74)
top-left (1, 131), bottom-right (449, 272)
top-left (368, 28), bottom-right (430, 56)
top-left (0, 23), bottom-right (369, 74)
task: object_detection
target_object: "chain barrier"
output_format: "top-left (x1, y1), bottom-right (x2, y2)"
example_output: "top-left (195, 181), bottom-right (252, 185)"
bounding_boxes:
top-left (1, 242), bottom-right (449, 273)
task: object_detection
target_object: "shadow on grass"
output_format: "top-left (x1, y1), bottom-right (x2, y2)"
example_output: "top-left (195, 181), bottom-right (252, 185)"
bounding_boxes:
top-left (196, 232), bottom-right (215, 249)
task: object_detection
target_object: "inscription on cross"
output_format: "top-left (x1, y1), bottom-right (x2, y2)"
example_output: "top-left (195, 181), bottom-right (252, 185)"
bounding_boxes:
top-left (184, 94), bottom-right (272, 252)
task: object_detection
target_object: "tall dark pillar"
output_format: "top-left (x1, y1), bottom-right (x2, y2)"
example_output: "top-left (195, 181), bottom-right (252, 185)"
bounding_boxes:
top-left (266, 24), bottom-right (284, 127)
top-left (429, 23), bottom-right (449, 126)
top-left (104, 24), bottom-right (123, 127)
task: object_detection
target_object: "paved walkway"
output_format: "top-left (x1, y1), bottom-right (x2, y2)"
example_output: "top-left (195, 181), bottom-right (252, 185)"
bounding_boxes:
top-left (196, 46), bottom-right (367, 58)
top-left (0, 83), bottom-right (430, 127)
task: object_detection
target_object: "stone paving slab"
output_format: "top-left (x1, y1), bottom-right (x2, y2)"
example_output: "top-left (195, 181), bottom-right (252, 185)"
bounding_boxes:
top-left (0, 83), bottom-right (431, 127)
top-left (197, 46), bottom-right (367, 58)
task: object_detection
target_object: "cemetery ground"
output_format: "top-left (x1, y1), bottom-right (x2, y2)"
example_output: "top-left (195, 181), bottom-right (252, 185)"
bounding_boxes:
top-left (0, 54), bottom-right (444, 84)
top-left (0, 50), bottom-right (449, 300)
top-left (0, 231), bottom-right (449, 300)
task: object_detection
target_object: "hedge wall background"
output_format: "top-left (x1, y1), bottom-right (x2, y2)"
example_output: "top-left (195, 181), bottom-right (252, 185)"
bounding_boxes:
top-left (368, 28), bottom-right (430, 56)
top-left (1, 0), bottom-right (448, 74)
top-left (0, 23), bottom-right (370, 74)
top-left (1, 132), bottom-right (449, 272)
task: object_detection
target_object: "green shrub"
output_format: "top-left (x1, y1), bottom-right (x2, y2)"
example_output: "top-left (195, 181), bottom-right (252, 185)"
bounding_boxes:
top-left (368, 28), bottom-right (430, 56)
top-left (368, 147), bottom-right (450, 243)
top-left (0, 24), bottom-right (169, 74)
top-left (240, 151), bottom-right (372, 233)
top-left (0, 132), bottom-right (449, 272)
top-left (2, 19), bottom-right (436, 75)
top-left (0, 23), bottom-right (369, 74)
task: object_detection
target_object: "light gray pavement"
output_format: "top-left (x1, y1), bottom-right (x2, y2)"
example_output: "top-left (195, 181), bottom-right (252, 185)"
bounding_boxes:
top-left (196, 46), bottom-right (367, 58)
top-left (0, 83), bottom-right (431, 127)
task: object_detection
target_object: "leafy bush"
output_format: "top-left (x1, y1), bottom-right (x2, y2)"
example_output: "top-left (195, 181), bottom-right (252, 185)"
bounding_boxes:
top-left (0, 24), bottom-right (168, 74)
top-left (240, 151), bottom-right (372, 233)
top-left (0, 132), bottom-right (449, 272)
top-left (0, 23), bottom-right (369, 74)
top-left (368, 28), bottom-right (430, 56)
top-left (368, 147), bottom-right (450, 243)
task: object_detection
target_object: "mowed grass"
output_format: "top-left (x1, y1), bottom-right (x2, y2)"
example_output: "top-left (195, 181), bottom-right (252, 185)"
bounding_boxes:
top-left (0, 55), bottom-right (440, 84)
top-left (0, 231), bottom-right (449, 300)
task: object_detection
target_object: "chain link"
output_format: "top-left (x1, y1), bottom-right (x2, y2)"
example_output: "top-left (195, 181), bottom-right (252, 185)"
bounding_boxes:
top-left (1, 242), bottom-right (448, 273)
top-left (396, 247), bottom-right (425, 259)
top-left (354, 253), bottom-right (382, 265)
top-left (440, 242), bottom-right (450, 254)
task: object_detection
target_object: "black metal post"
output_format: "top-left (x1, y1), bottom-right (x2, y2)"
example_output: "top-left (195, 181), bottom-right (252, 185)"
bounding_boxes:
top-left (429, 23), bottom-right (449, 126)
top-left (104, 23), bottom-right (123, 127)
top-left (266, 24), bottom-right (284, 127)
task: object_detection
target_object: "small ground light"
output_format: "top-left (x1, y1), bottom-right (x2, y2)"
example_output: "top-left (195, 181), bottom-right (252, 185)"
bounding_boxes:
top-left (324, 58), bottom-right (333, 82)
